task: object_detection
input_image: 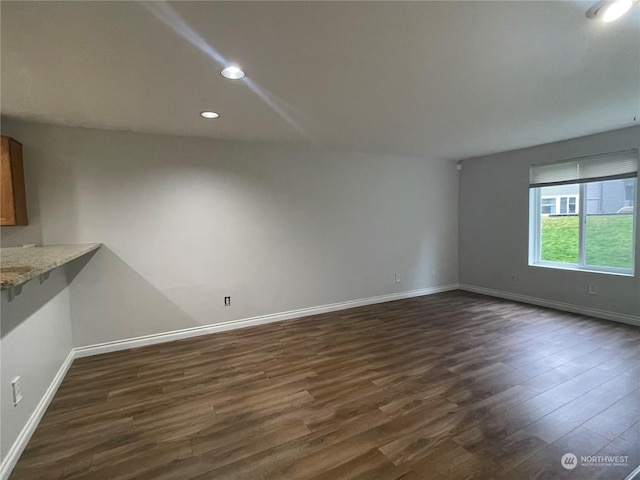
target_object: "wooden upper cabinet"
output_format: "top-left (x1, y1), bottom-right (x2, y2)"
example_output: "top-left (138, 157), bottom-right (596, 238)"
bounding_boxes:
top-left (1, 136), bottom-right (28, 226)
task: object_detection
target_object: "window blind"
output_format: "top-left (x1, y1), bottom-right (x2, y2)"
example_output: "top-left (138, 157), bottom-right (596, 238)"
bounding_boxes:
top-left (530, 149), bottom-right (638, 188)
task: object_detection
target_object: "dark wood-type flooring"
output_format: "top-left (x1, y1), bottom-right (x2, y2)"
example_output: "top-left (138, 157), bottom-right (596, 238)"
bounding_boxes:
top-left (10, 291), bottom-right (640, 479)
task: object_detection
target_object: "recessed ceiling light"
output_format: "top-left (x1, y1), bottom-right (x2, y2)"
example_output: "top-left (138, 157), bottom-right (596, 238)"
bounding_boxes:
top-left (200, 111), bottom-right (219, 119)
top-left (586, 0), bottom-right (634, 22)
top-left (221, 65), bottom-right (245, 80)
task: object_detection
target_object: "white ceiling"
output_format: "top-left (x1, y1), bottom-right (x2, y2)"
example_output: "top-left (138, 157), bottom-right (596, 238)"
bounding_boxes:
top-left (1, 1), bottom-right (639, 160)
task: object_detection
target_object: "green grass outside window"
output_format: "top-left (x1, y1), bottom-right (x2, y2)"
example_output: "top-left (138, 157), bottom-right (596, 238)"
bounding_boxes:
top-left (541, 214), bottom-right (634, 269)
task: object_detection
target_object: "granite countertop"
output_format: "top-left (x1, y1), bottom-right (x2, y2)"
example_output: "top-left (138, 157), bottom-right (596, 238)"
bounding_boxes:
top-left (0, 243), bottom-right (101, 290)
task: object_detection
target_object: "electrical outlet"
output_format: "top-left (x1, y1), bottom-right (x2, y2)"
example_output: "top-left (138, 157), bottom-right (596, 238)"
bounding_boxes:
top-left (588, 283), bottom-right (598, 295)
top-left (224, 296), bottom-right (231, 306)
top-left (511, 273), bottom-right (517, 281)
top-left (395, 273), bottom-right (401, 283)
top-left (11, 377), bottom-right (22, 406)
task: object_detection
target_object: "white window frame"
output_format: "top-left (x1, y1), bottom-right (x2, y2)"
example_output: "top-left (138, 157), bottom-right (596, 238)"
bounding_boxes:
top-left (529, 178), bottom-right (637, 276)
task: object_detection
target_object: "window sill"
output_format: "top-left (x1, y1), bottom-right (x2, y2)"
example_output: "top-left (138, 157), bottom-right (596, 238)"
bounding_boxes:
top-left (529, 262), bottom-right (634, 277)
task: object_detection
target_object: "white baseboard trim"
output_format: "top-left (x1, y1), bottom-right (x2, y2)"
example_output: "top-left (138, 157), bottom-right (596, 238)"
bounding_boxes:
top-left (459, 284), bottom-right (640, 327)
top-left (0, 349), bottom-right (75, 480)
top-left (74, 284), bottom-right (459, 358)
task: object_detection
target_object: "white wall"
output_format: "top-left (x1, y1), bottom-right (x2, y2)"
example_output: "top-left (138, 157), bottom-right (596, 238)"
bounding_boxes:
top-left (1, 119), bottom-right (459, 346)
top-left (459, 126), bottom-right (640, 319)
top-left (0, 265), bottom-right (75, 466)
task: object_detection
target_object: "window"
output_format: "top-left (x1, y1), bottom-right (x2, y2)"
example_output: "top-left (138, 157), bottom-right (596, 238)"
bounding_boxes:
top-left (540, 195), bottom-right (579, 216)
top-left (560, 196), bottom-right (577, 214)
top-left (529, 150), bottom-right (638, 274)
top-left (541, 198), bottom-right (557, 214)
top-left (625, 183), bottom-right (634, 205)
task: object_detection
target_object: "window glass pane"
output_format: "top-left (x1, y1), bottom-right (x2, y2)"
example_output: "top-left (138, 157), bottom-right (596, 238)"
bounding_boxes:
top-left (560, 197), bottom-right (567, 214)
top-left (541, 198), bottom-right (556, 214)
top-left (624, 184), bottom-right (634, 204)
top-left (531, 172), bottom-right (635, 273)
top-left (585, 179), bottom-right (636, 269)
top-left (539, 185), bottom-right (579, 263)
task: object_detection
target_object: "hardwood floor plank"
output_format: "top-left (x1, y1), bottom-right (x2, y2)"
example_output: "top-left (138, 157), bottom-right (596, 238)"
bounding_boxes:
top-left (524, 373), bottom-right (639, 444)
top-left (9, 291), bottom-right (639, 480)
top-left (583, 391), bottom-right (640, 441)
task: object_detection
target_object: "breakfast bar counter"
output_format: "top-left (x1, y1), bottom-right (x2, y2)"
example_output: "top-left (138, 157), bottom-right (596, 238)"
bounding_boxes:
top-left (0, 243), bottom-right (101, 290)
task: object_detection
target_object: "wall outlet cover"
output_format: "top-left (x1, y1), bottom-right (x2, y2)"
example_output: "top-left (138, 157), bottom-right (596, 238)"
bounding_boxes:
top-left (11, 377), bottom-right (23, 406)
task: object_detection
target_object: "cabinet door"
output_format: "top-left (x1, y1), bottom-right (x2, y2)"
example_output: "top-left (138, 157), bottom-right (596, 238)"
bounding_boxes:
top-left (1, 136), bottom-right (28, 226)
